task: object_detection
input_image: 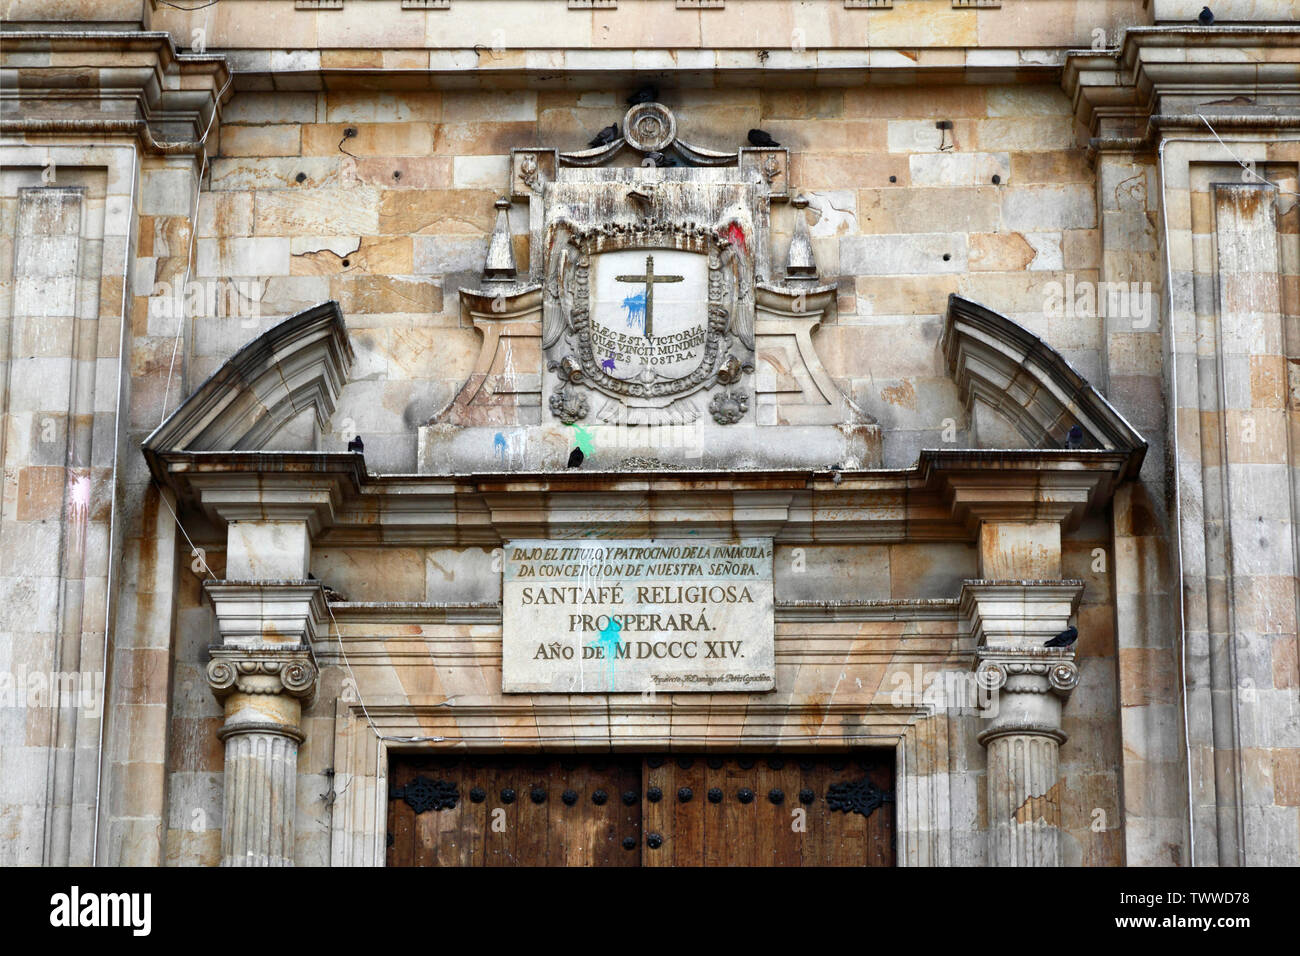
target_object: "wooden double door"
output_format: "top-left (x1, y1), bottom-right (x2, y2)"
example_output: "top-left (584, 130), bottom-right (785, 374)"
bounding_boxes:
top-left (387, 752), bottom-right (895, 867)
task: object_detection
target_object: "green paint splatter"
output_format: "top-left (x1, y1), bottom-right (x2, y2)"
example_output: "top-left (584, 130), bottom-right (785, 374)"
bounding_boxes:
top-left (569, 423), bottom-right (595, 456)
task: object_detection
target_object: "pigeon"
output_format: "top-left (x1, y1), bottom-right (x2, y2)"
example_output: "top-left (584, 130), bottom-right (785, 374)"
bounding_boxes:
top-left (627, 85), bottom-right (659, 106)
top-left (588, 124), bottom-right (620, 148)
top-left (748, 129), bottom-right (780, 148)
top-left (308, 572), bottom-right (346, 602)
top-left (347, 435), bottom-right (364, 453)
top-left (1045, 626), bottom-right (1079, 649)
top-left (643, 150), bottom-right (681, 168)
top-left (1197, 6), bottom-right (1214, 25)
top-left (567, 447), bottom-right (585, 469)
top-left (1064, 424), bottom-right (1084, 449)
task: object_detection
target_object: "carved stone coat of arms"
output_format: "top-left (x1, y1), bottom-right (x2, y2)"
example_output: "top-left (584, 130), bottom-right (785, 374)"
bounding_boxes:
top-left (421, 101), bottom-right (879, 471)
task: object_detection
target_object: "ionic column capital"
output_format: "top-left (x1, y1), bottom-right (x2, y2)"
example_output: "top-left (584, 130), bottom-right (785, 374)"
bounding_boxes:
top-left (206, 646), bottom-right (318, 702)
top-left (975, 655), bottom-right (1080, 698)
top-left (963, 579), bottom-right (1082, 743)
top-left (974, 652), bottom-right (1079, 746)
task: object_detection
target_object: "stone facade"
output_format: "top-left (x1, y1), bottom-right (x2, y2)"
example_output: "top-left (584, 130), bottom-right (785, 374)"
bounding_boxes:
top-left (0, 0), bottom-right (1296, 867)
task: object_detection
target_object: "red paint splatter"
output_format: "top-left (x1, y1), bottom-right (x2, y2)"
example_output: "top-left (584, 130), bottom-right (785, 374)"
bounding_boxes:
top-left (724, 221), bottom-right (747, 253)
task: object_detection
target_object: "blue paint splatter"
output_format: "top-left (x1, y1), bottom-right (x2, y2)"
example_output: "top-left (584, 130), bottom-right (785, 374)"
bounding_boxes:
top-left (588, 616), bottom-right (623, 689)
top-left (601, 356), bottom-right (616, 372)
top-left (622, 291), bottom-right (645, 330)
top-left (493, 431), bottom-right (508, 462)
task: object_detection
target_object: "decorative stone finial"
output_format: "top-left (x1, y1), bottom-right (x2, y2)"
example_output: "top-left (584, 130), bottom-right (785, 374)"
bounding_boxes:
top-left (784, 194), bottom-right (818, 281)
top-left (483, 196), bottom-right (518, 282)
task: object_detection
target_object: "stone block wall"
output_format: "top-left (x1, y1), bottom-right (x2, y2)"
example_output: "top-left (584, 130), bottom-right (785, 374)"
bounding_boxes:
top-left (178, 82), bottom-right (1112, 471)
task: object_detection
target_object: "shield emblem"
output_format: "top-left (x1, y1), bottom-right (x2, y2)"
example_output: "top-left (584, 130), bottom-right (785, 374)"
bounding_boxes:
top-left (589, 249), bottom-right (710, 384)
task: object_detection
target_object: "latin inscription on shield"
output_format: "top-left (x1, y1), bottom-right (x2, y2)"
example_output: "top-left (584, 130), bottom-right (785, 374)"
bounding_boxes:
top-left (590, 249), bottom-right (709, 384)
top-left (502, 538), bottom-right (775, 694)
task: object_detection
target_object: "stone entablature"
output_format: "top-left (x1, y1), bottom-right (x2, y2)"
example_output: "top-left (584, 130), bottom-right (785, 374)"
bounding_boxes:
top-left (1064, 26), bottom-right (1300, 153)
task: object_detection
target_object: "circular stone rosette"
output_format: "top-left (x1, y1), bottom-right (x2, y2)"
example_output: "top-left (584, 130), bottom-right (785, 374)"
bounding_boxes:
top-left (623, 102), bottom-right (676, 153)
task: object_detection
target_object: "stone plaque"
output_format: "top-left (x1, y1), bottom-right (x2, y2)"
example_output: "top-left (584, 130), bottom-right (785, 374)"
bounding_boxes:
top-left (502, 538), bottom-right (774, 693)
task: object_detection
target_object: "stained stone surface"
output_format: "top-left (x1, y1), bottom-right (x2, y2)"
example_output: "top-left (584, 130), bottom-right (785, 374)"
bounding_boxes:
top-left (4, 3), bottom-right (1299, 871)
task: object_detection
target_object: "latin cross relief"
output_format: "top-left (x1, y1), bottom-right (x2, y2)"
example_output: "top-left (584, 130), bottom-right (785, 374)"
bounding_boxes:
top-left (614, 254), bottom-right (684, 338)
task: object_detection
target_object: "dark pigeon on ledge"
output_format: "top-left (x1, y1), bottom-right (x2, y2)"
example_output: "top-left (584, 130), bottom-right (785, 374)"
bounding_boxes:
top-left (307, 572), bottom-right (347, 603)
top-left (567, 447), bottom-right (585, 469)
top-left (1198, 6), bottom-right (1214, 25)
top-left (1045, 626), bottom-right (1079, 649)
top-left (347, 435), bottom-right (364, 454)
top-left (748, 129), bottom-right (780, 148)
top-left (588, 123), bottom-right (620, 148)
top-left (1064, 424), bottom-right (1084, 449)
top-left (627, 85), bottom-right (659, 105)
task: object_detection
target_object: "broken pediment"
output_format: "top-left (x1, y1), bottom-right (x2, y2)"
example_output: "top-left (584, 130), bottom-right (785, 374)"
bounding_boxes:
top-left (142, 300), bottom-right (354, 469)
top-left (942, 294), bottom-right (1146, 479)
top-left (421, 100), bottom-right (878, 474)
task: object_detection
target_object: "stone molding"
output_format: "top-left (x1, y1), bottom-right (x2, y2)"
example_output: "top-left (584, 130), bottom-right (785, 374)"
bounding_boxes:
top-left (959, 579), bottom-right (1084, 649)
top-left (202, 580), bottom-right (331, 648)
top-left (149, 448), bottom-right (1141, 546)
top-left (1063, 27), bottom-right (1300, 152)
top-left (0, 30), bottom-right (230, 152)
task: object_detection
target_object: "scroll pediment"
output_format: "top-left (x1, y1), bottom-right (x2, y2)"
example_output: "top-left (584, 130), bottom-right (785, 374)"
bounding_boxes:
top-left (942, 295), bottom-right (1146, 478)
top-left (142, 301), bottom-right (354, 460)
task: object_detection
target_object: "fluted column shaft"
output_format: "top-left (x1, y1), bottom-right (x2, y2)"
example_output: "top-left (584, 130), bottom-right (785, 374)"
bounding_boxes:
top-left (220, 727), bottom-right (302, 866)
top-left (985, 733), bottom-right (1062, 866)
top-left (206, 646), bottom-right (317, 867)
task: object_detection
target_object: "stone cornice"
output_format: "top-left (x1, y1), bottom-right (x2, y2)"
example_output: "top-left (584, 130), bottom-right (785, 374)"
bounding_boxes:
top-left (1063, 26), bottom-right (1300, 151)
top-left (150, 446), bottom-right (1139, 546)
top-left (320, 598), bottom-right (961, 627)
top-left (175, 44), bottom-right (1068, 92)
top-left (0, 30), bottom-right (231, 152)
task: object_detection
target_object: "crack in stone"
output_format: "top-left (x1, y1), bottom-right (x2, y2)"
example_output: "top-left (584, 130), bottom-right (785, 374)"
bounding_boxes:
top-left (1011, 781), bottom-right (1061, 826)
